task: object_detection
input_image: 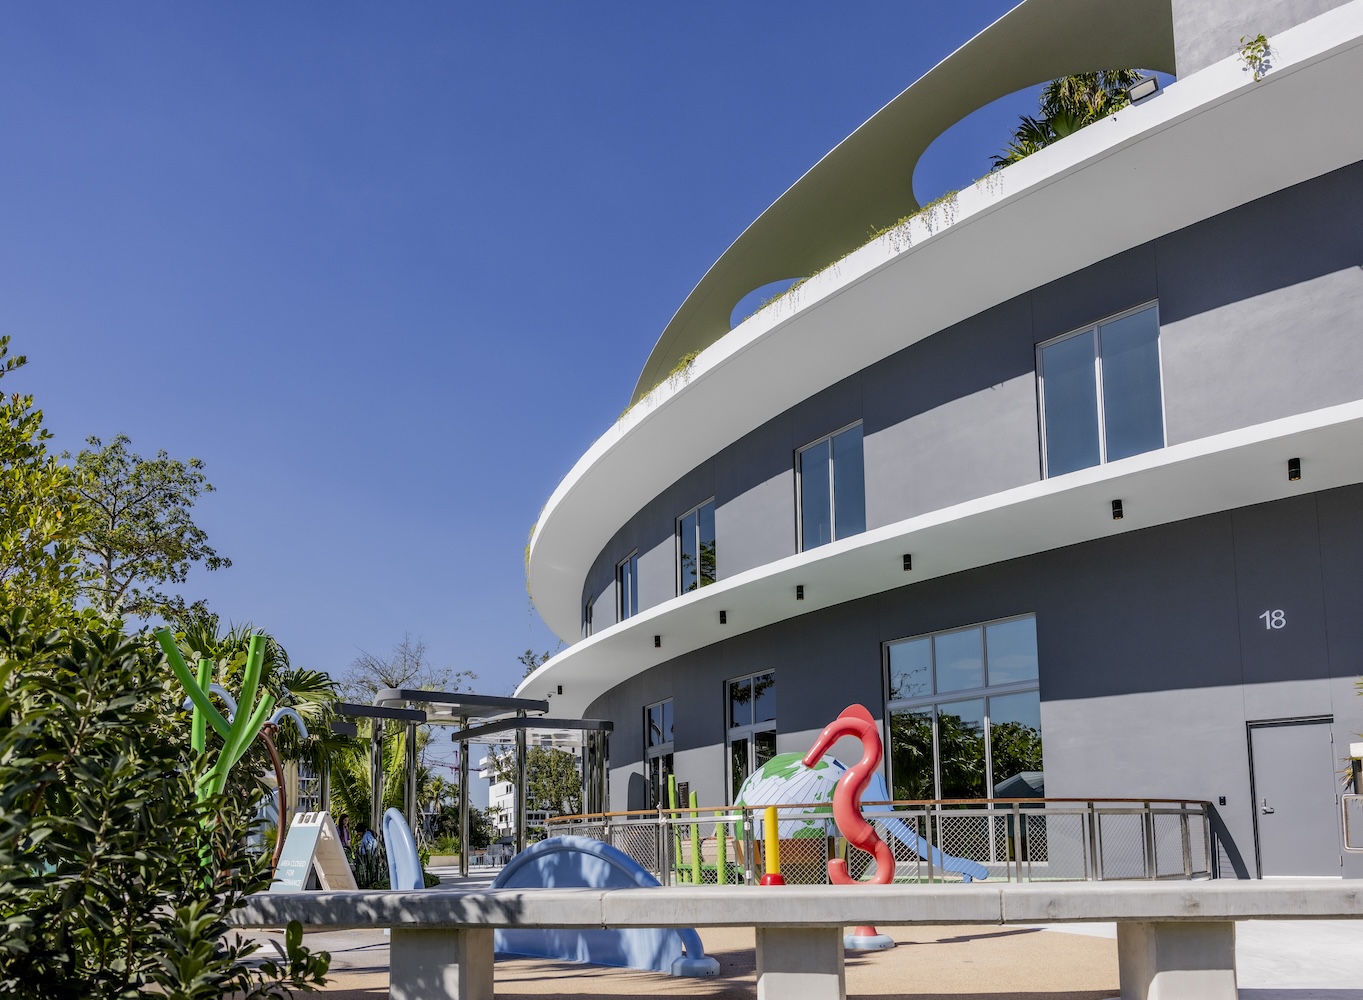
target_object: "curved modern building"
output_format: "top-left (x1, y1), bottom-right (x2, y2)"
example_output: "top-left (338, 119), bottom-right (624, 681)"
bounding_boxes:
top-left (522, 0), bottom-right (1363, 879)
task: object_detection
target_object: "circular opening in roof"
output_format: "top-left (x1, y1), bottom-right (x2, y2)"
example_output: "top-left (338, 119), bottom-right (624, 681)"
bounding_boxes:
top-left (729, 277), bottom-right (808, 330)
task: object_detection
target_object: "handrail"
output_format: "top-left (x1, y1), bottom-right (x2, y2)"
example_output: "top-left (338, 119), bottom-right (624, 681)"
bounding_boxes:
top-left (546, 797), bottom-right (1212, 825)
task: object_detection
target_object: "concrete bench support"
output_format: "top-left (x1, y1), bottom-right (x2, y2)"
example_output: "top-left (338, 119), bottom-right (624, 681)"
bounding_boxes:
top-left (755, 927), bottom-right (845, 1000)
top-left (390, 927), bottom-right (494, 1000)
top-left (1116, 921), bottom-right (1236, 1000)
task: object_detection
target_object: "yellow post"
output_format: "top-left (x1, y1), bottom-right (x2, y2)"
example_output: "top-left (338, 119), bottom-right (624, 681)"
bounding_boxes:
top-left (759, 805), bottom-right (785, 886)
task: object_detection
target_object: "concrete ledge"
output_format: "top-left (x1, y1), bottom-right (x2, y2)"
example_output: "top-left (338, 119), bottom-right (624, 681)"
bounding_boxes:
top-left (232, 879), bottom-right (1362, 931)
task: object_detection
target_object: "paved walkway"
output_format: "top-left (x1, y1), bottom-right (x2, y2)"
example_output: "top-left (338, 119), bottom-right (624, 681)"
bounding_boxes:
top-left (248, 917), bottom-right (1363, 999)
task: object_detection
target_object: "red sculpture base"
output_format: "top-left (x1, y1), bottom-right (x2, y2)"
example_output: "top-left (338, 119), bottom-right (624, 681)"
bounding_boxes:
top-left (759, 873), bottom-right (786, 886)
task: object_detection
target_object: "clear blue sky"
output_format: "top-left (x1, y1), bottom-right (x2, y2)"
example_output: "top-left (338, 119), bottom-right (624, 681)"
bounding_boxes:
top-left (2, 1), bottom-right (1050, 714)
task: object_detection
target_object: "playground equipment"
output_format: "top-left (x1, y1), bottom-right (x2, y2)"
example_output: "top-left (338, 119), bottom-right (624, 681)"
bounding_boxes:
top-left (382, 807), bottom-right (424, 890)
top-left (490, 836), bottom-right (720, 977)
top-left (804, 704), bottom-right (897, 887)
top-left (156, 628), bottom-right (312, 874)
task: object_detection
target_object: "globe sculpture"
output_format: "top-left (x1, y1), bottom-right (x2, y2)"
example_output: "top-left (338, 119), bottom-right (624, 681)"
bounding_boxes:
top-left (733, 752), bottom-right (845, 841)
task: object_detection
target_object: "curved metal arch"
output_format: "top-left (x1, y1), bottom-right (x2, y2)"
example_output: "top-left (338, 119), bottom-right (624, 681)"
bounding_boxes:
top-left (182, 683), bottom-right (238, 720)
top-left (631, 0), bottom-right (1175, 403)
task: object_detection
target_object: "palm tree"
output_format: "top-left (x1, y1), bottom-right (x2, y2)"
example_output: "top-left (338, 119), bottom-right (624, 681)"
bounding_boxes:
top-left (992, 70), bottom-right (1145, 170)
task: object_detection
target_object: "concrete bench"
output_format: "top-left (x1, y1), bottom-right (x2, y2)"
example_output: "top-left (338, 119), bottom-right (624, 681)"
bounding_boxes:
top-left (232, 879), bottom-right (1363, 1000)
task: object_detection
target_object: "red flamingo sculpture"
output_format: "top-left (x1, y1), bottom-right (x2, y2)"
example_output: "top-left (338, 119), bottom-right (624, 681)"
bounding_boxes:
top-left (802, 703), bottom-right (896, 885)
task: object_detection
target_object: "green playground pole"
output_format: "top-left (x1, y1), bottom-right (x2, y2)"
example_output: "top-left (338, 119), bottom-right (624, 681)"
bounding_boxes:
top-left (715, 812), bottom-right (728, 885)
top-left (689, 790), bottom-right (701, 885)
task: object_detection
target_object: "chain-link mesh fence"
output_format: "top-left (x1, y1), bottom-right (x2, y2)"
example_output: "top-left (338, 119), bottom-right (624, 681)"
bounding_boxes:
top-left (550, 799), bottom-right (1213, 884)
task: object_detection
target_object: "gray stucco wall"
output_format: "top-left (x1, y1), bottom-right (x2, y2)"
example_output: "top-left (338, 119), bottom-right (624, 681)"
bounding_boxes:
top-left (1171, 0), bottom-right (1350, 76)
top-left (580, 161), bottom-right (1363, 635)
top-left (587, 484), bottom-right (1363, 877)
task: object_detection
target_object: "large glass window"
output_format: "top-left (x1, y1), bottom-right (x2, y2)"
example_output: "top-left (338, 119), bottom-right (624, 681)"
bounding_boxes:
top-left (885, 615), bottom-right (1042, 801)
top-left (617, 552), bottom-right (639, 622)
top-left (677, 499), bottom-right (717, 594)
top-left (726, 671), bottom-right (776, 801)
top-left (797, 423), bottom-right (865, 551)
top-left (1038, 303), bottom-right (1163, 477)
top-left (645, 699), bottom-right (674, 809)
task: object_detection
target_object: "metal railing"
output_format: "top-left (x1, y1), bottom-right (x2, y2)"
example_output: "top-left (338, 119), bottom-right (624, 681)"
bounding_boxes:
top-left (546, 798), bottom-right (1213, 885)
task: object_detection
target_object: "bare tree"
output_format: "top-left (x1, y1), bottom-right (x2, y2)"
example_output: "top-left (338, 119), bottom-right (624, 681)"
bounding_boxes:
top-left (338, 633), bottom-right (474, 704)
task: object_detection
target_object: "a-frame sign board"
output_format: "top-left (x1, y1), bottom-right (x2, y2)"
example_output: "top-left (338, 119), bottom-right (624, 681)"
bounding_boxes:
top-left (269, 811), bottom-right (358, 892)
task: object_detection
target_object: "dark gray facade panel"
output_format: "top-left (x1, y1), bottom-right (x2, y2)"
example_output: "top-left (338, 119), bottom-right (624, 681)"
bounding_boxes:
top-left (1029, 243), bottom-right (1158, 345)
top-left (581, 163), bottom-right (1363, 630)
top-left (1318, 486), bottom-right (1363, 680)
top-left (1231, 495), bottom-right (1330, 685)
top-left (1171, 0), bottom-right (1351, 76)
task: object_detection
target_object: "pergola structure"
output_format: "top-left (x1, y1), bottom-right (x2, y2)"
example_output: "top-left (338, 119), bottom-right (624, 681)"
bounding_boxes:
top-left (337, 690), bottom-right (611, 875)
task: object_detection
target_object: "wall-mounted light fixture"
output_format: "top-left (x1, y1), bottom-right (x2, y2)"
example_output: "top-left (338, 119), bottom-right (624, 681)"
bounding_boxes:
top-left (653, 635), bottom-right (661, 648)
top-left (719, 610), bottom-right (728, 625)
top-left (796, 585), bottom-right (805, 601)
top-left (902, 554), bottom-right (912, 571)
top-left (1127, 76), bottom-right (1160, 104)
top-left (1288, 457), bottom-right (1301, 481)
top-left (556, 685), bottom-right (562, 695)
top-left (1111, 499), bottom-right (1124, 520)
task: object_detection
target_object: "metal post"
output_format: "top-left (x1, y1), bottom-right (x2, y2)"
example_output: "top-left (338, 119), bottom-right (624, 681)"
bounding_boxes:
top-left (404, 721), bottom-right (419, 837)
top-left (369, 720), bottom-right (384, 834)
top-left (1180, 803), bottom-right (1193, 879)
top-left (319, 755), bottom-right (331, 815)
top-left (514, 718), bottom-right (528, 856)
top-left (458, 728), bottom-right (470, 877)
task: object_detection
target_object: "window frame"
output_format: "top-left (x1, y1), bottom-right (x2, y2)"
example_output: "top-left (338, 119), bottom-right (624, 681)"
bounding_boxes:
top-left (675, 497), bottom-right (717, 596)
top-left (644, 698), bottom-right (675, 808)
top-left (1035, 301), bottom-right (1166, 478)
top-left (795, 419), bottom-right (864, 553)
top-left (616, 550), bottom-right (639, 622)
top-left (882, 613), bottom-right (1041, 802)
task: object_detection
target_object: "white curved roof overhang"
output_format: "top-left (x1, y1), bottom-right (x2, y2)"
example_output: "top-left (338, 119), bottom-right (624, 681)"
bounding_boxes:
top-left (631, 0), bottom-right (1178, 403)
top-left (525, 401), bottom-right (1363, 718)
top-left (526, 6), bottom-right (1363, 645)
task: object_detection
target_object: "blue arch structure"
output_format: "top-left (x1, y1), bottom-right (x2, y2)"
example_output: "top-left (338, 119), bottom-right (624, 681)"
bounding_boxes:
top-left (490, 836), bottom-right (719, 977)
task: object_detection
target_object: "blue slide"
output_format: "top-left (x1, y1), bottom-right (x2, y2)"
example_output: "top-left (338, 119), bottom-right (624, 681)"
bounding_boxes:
top-left (862, 772), bottom-right (989, 882)
top-left (490, 837), bottom-right (719, 977)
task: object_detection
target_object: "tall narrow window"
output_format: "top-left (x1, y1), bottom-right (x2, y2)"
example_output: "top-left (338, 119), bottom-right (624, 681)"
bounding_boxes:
top-left (583, 602), bottom-right (593, 638)
top-left (645, 699), bottom-right (674, 809)
top-left (797, 422), bottom-right (865, 551)
top-left (1038, 303), bottom-right (1163, 477)
top-left (677, 499), bottom-right (717, 594)
top-left (726, 671), bottom-right (776, 802)
top-left (616, 552), bottom-right (639, 622)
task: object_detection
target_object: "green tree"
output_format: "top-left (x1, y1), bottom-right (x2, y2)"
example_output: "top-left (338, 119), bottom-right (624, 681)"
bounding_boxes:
top-left (71, 434), bottom-right (231, 618)
top-left (518, 647), bottom-right (558, 680)
top-left (992, 70), bottom-right (1145, 169)
top-left (0, 338), bottom-right (90, 627)
top-left (0, 611), bottom-right (328, 997)
top-left (485, 744), bottom-right (582, 817)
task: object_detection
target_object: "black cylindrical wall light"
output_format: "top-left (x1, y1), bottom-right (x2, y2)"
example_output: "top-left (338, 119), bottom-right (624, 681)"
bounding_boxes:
top-left (796, 585), bottom-right (805, 600)
top-left (653, 635), bottom-right (661, 648)
top-left (1288, 457), bottom-right (1301, 481)
top-left (902, 554), bottom-right (912, 571)
top-left (719, 610), bottom-right (727, 624)
top-left (1111, 499), bottom-right (1124, 520)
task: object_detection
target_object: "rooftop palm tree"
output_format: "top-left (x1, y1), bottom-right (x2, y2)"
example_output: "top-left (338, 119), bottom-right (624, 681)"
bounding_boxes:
top-left (992, 70), bottom-right (1146, 170)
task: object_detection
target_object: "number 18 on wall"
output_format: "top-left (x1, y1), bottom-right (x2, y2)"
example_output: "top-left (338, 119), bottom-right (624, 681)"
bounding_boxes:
top-left (1260, 609), bottom-right (1286, 630)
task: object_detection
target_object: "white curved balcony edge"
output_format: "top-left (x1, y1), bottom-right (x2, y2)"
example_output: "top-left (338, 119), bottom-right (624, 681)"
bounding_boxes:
top-left (527, 3), bottom-right (1363, 642)
top-left (521, 401), bottom-right (1363, 717)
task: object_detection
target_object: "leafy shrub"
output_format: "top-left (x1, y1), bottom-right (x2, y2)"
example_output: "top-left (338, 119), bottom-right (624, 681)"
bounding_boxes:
top-left (0, 611), bottom-right (329, 997)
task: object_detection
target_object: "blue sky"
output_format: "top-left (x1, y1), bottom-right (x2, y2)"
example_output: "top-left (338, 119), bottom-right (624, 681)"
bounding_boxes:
top-left (1, 1), bottom-right (1054, 765)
